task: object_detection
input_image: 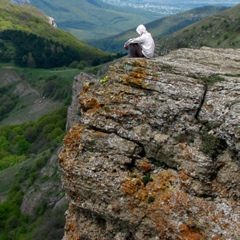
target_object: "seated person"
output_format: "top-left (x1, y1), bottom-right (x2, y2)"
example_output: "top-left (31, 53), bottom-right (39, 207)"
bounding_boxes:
top-left (124, 24), bottom-right (155, 58)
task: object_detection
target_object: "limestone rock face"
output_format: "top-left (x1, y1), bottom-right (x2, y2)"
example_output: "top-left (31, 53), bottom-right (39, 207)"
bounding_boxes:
top-left (66, 73), bottom-right (98, 131)
top-left (59, 47), bottom-right (240, 240)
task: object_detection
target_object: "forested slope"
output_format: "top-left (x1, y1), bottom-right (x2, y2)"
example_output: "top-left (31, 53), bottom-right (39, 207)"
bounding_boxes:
top-left (0, 0), bottom-right (115, 68)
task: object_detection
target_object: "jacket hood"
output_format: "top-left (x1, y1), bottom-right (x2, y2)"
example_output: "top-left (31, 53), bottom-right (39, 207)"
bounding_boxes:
top-left (136, 24), bottom-right (147, 35)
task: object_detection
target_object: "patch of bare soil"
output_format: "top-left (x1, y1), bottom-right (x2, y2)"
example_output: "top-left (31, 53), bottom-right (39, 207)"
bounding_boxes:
top-left (0, 70), bottom-right (22, 86)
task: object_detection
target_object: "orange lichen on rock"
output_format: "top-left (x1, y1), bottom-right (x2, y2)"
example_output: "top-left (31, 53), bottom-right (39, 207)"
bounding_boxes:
top-left (126, 69), bottom-right (147, 89)
top-left (63, 125), bottom-right (84, 155)
top-left (122, 177), bottom-right (143, 195)
top-left (204, 104), bottom-right (214, 111)
top-left (80, 96), bottom-right (101, 112)
top-left (137, 159), bottom-right (151, 172)
top-left (134, 59), bottom-right (147, 67)
top-left (179, 224), bottom-right (205, 240)
top-left (58, 125), bottom-right (86, 169)
top-left (151, 170), bottom-right (176, 191)
top-left (179, 171), bottom-right (189, 180)
top-left (180, 145), bottom-right (194, 160)
top-left (136, 188), bottom-right (149, 201)
top-left (63, 124), bottom-right (83, 145)
top-left (179, 142), bottom-right (186, 150)
top-left (82, 83), bottom-right (90, 92)
top-left (69, 222), bottom-right (75, 232)
top-left (122, 170), bottom-right (179, 216)
top-left (94, 131), bottom-right (106, 137)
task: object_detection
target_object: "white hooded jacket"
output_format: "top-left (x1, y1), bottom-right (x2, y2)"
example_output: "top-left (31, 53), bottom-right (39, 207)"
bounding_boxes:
top-left (124, 24), bottom-right (155, 58)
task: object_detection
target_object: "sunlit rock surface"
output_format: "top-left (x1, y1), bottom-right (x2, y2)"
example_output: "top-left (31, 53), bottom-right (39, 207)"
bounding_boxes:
top-left (59, 47), bottom-right (240, 240)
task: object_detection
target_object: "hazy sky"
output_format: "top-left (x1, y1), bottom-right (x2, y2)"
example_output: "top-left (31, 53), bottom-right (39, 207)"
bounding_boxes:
top-left (104, 0), bottom-right (239, 5)
top-left (128, 0), bottom-right (239, 2)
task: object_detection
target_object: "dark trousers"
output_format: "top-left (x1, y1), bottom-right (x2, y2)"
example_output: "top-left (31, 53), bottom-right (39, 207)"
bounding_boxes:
top-left (129, 43), bottom-right (143, 58)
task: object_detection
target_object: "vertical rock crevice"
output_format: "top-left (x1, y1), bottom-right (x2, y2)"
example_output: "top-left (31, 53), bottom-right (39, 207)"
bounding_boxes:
top-left (195, 83), bottom-right (208, 121)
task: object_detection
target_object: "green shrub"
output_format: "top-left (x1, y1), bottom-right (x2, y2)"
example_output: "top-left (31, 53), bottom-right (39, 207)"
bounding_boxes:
top-left (69, 61), bottom-right (78, 68)
top-left (47, 128), bottom-right (63, 141)
top-left (36, 201), bottom-right (48, 216)
top-left (29, 171), bottom-right (36, 184)
top-left (17, 140), bottom-right (30, 155)
top-left (148, 196), bottom-right (155, 204)
top-left (201, 74), bottom-right (224, 84)
top-left (200, 131), bottom-right (226, 159)
top-left (24, 127), bottom-right (37, 143)
top-left (43, 124), bottom-right (55, 134)
top-left (33, 156), bottom-right (48, 171)
top-left (6, 215), bottom-right (19, 229)
top-left (142, 173), bottom-right (153, 185)
top-left (78, 60), bottom-right (87, 69)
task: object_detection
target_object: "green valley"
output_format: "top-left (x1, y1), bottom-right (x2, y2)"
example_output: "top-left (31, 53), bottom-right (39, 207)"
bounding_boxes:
top-left (88, 5), bottom-right (229, 53)
top-left (21, 0), bottom-right (160, 41)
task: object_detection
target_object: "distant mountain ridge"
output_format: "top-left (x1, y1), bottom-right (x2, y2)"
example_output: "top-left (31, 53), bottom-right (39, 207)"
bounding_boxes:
top-left (8, 0), bottom-right (160, 41)
top-left (155, 3), bottom-right (240, 55)
top-left (102, 0), bottom-right (239, 14)
top-left (87, 6), bottom-right (228, 53)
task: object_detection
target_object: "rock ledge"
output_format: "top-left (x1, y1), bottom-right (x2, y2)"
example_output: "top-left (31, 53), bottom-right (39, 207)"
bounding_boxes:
top-left (59, 47), bottom-right (240, 240)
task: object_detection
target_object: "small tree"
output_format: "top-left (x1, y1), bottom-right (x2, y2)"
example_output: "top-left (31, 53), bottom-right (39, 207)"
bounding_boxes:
top-left (27, 52), bottom-right (36, 68)
top-left (17, 140), bottom-right (30, 155)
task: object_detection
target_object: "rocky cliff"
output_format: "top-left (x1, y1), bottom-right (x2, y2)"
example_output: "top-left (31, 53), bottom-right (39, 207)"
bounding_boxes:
top-left (59, 47), bottom-right (240, 240)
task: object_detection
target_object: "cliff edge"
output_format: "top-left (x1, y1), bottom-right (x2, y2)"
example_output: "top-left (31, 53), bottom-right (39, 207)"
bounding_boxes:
top-left (59, 47), bottom-right (240, 240)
